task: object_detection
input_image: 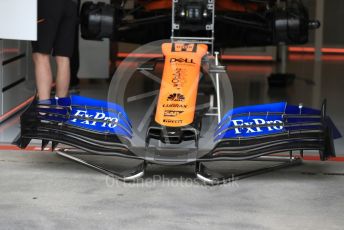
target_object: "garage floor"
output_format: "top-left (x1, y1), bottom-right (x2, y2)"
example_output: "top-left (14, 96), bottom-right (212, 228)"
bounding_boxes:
top-left (0, 57), bottom-right (343, 229)
top-left (0, 151), bottom-right (344, 230)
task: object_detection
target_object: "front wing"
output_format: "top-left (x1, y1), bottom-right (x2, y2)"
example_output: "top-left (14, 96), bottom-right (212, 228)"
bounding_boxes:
top-left (15, 95), bottom-right (341, 163)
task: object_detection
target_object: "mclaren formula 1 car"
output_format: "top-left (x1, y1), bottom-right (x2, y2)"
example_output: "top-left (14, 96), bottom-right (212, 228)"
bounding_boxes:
top-left (80, 0), bottom-right (320, 47)
top-left (15, 0), bottom-right (341, 185)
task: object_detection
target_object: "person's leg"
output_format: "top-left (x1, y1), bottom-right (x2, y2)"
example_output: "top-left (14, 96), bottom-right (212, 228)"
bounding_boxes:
top-left (53, 0), bottom-right (77, 97)
top-left (55, 56), bottom-right (71, 98)
top-left (32, 53), bottom-right (53, 100)
top-left (32, 0), bottom-right (65, 100)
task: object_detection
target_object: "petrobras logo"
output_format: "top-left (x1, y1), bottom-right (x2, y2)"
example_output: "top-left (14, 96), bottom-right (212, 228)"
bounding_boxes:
top-left (70, 110), bottom-right (118, 128)
top-left (231, 118), bottom-right (283, 134)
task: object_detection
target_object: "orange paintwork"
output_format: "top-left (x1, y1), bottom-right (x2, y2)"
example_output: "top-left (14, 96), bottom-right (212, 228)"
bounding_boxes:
top-left (140, 0), bottom-right (172, 11)
top-left (216, 0), bottom-right (258, 12)
top-left (139, 0), bottom-right (259, 12)
top-left (155, 43), bottom-right (208, 127)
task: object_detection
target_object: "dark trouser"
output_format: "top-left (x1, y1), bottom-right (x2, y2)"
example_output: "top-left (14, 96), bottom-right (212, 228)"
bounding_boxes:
top-left (70, 0), bottom-right (81, 87)
top-left (32, 0), bottom-right (77, 57)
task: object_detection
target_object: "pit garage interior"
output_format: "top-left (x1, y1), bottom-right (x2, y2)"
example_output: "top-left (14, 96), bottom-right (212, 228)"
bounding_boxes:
top-left (0, 0), bottom-right (344, 229)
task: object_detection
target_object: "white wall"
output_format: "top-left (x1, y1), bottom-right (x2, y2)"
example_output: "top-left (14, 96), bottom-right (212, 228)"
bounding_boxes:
top-left (0, 0), bottom-right (37, 41)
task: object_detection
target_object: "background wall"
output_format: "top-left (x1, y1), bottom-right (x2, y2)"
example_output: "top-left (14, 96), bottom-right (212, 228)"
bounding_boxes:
top-left (304, 0), bottom-right (344, 47)
top-left (323, 0), bottom-right (344, 46)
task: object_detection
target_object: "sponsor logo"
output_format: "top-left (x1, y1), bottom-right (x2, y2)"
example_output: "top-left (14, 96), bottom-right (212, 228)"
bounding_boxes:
top-left (231, 118), bottom-right (283, 134)
top-left (167, 93), bottom-right (185, 102)
top-left (162, 104), bottom-right (187, 109)
top-left (170, 58), bottom-right (195, 64)
top-left (171, 68), bottom-right (185, 89)
top-left (164, 110), bottom-right (184, 117)
top-left (163, 119), bottom-right (183, 124)
top-left (70, 110), bottom-right (118, 128)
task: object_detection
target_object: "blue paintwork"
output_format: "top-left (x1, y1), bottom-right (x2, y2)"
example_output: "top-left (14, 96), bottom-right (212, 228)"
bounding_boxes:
top-left (214, 102), bottom-right (341, 141)
top-left (36, 97), bottom-right (341, 143)
top-left (37, 95), bottom-right (133, 139)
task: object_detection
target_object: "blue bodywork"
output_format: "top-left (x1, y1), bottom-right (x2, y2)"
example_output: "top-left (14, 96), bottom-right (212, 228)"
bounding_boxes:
top-left (35, 96), bottom-right (342, 144)
top-left (215, 102), bottom-right (341, 141)
top-left (36, 95), bottom-right (133, 139)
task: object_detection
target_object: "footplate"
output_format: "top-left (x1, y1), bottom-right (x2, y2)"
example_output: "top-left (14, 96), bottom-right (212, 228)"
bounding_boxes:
top-left (196, 156), bottom-right (303, 185)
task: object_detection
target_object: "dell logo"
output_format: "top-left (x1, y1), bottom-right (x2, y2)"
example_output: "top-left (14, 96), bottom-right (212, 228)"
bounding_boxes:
top-left (170, 58), bottom-right (195, 64)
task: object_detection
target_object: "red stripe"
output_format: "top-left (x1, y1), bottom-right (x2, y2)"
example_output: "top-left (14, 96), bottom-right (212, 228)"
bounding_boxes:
top-left (301, 156), bottom-right (344, 162)
top-left (289, 54), bottom-right (344, 61)
top-left (289, 47), bottom-right (344, 54)
top-left (0, 84), bottom-right (58, 122)
top-left (117, 52), bottom-right (163, 59)
top-left (271, 154), bottom-right (344, 162)
top-left (229, 65), bottom-right (273, 73)
top-left (221, 55), bottom-right (273, 61)
top-left (0, 117), bottom-right (20, 133)
top-left (0, 96), bottom-right (34, 122)
top-left (0, 145), bottom-right (43, 151)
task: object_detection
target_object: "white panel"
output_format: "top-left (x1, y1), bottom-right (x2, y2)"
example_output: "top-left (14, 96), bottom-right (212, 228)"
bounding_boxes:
top-left (0, 0), bottom-right (37, 41)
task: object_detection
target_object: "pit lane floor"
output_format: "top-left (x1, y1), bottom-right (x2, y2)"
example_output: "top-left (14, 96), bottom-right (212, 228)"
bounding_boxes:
top-left (0, 150), bottom-right (344, 230)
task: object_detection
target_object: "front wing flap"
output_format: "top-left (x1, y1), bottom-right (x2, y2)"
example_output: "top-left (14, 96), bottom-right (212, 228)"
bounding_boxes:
top-left (16, 95), bottom-right (138, 158)
top-left (203, 101), bottom-right (341, 161)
